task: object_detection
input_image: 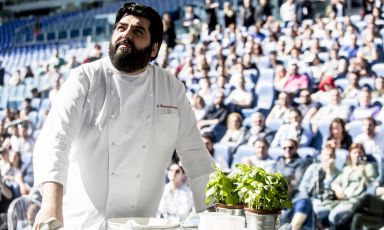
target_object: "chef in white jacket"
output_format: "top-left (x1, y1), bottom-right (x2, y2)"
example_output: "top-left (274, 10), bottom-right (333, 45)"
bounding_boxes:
top-left (33, 2), bottom-right (215, 229)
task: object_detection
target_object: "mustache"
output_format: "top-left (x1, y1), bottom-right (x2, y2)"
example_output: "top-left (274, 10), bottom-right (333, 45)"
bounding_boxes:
top-left (116, 38), bottom-right (134, 48)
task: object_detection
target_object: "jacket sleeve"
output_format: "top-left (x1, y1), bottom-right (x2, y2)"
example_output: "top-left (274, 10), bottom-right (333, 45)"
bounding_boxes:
top-left (174, 80), bottom-right (215, 212)
top-left (33, 67), bottom-right (89, 189)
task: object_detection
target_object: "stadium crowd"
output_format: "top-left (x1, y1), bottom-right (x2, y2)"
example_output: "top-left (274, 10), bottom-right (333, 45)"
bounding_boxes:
top-left (1, 0), bottom-right (384, 229)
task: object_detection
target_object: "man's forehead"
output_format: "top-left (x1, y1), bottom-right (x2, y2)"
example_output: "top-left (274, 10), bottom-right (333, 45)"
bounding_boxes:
top-left (118, 14), bottom-right (150, 29)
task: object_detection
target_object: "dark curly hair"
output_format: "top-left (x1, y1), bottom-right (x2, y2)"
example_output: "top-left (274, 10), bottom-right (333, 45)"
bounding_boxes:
top-left (114, 2), bottom-right (163, 59)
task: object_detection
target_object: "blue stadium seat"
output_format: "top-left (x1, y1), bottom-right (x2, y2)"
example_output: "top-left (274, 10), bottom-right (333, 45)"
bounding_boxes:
top-left (231, 144), bottom-right (253, 168)
top-left (347, 120), bottom-right (363, 139)
top-left (213, 143), bottom-right (230, 165)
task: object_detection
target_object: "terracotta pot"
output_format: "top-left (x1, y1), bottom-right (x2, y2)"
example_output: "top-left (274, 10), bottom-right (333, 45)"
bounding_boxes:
top-left (244, 208), bottom-right (281, 230)
top-left (215, 203), bottom-right (245, 216)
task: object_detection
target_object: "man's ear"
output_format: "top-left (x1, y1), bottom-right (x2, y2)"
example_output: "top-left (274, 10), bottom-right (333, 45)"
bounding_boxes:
top-left (151, 43), bottom-right (159, 58)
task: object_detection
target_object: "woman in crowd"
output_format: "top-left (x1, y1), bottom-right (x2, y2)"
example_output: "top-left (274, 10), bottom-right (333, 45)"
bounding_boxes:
top-left (326, 118), bottom-right (352, 150)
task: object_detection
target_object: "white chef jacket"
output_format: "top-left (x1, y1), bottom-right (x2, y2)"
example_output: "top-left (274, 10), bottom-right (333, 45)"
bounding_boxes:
top-left (33, 57), bottom-right (214, 229)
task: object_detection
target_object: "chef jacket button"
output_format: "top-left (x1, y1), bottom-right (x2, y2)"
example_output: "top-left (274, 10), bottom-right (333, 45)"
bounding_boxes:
top-left (131, 205), bottom-right (135, 209)
top-left (136, 174), bottom-right (140, 178)
top-left (110, 114), bottom-right (117, 119)
top-left (111, 172), bottom-right (116, 176)
top-left (142, 145), bottom-right (146, 149)
top-left (110, 89), bottom-right (115, 95)
top-left (111, 142), bottom-right (117, 147)
top-left (147, 117), bottom-right (151, 122)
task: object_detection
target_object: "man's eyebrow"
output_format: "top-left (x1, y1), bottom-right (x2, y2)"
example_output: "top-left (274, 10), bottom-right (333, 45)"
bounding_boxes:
top-left (116, 22), bottom-right (147, 31)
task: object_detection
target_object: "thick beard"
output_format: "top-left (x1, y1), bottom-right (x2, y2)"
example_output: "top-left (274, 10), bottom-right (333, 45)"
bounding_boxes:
top-left (109, 40), bottom-right (152, 73)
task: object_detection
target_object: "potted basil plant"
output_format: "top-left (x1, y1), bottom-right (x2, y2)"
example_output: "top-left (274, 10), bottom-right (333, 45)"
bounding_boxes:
top-left (234, 164), bottom-right (292, 230)
top-left (205, 165), bottom-right (245, 216)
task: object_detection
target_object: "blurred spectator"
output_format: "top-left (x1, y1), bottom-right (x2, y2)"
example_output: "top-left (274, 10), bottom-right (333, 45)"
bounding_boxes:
top-left (280, 0), bottom-right (296, 27)
top-left (65, 55), bottom-right (81, 71)
top-left (162, 13), bottom-right (177, 49)
top-left (354, 117), bottom-right (384, 154)
top-left (350, 87), bottom-right (381, 121)
top-left (0, 60), bottom-right (5, 86)
top-left (240, 138), bottom-right (276, 172)
top-left (282, 63), bottom-right (310, 94)
top-left (311, 89), bottom-right (351, 130)
top-left (326, 118), bottom-right (353, 150)
top-left (202, 132), bottom-right (229, 171)
top-left (238, 0), bottom-right (256, 28)
top-left (296, 89), bottom-right (321, 123)
top-left (204, 0), bottom-right (219, 33)
top-left (83, 44), bottom-right (103, 63)
top-left (48, 50), bottom-right (66, 69)
top-left (343, 71), bottom-right (361, 99)
top-left (220, 112), bottom-right (246, 153)
top-left (157, 163), bottom-right (193, 222)
top-left (0, 172), bottom-right (16, 223)
top-left (275, 139), bottom-right (311, 198)
top-left (271, 108), bottom-right (313, 147)
top-left (223, 1), bottom-right (236, 28)
top-left (290, 145), bottom-right (340, 229)
top-left (341, 34), bottom-right (360, 58)
top-left (182, 5), bottom-right (201, 34)
top-left (266, 91), bottom-right (293, 125)
top-left (255, 0), bottom-right (272, 24)
top-left (372, 76), bottom-right (384, 98)
top-left (296, 0), bottom-right (313, 23)
top-left (23, 66), bottom-right (34, 79)
top-left (244, 112), bottom-right (275, 145)
top-left (226, 76), bottom-right (253, 112)
top-left (9, 69), bottom-right (21, 86)
top-left (192, 94), bottom-right (207, 121)
top-left (329, 143), bottom-right (378, 225)
top-left (198, 89), bottom-right (229, 131)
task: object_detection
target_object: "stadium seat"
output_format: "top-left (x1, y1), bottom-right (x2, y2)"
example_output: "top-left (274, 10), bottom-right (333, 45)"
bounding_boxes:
top-left (213, 143), bottom-right (230, 165)
top-left (231, 144), bottom-right (253, 167)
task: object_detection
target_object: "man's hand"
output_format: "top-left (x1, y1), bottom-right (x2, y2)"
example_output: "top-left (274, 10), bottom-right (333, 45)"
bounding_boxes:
top-left (33, 182), bottom-right (64, 230)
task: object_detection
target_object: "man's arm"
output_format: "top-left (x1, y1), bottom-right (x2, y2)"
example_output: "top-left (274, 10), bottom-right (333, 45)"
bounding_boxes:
top-left (33, 182), bottom-right (64, 229)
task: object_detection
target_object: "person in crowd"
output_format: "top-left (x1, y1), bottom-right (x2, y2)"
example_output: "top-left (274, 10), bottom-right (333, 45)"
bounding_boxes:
top-left (157, 163), bottom-right (194, 222)
top-left (275, 139), bottom-right (312, 195)
top-left (254, 0), bottom-right (272, 24)
top-left (240, 138), bottom-right (276, 172)
top-left (343, 71), bottom-right (361, 100)
top-left (271, 108), bottom-right (313, 148)
top-left (192, 94), bottom-right (207, 122)
top-left (354, 117), bottom-right (384, 154)
top-left (296, 89), bottom-right (321, 123)
top-left (202, 132), bottom-right (229, 171)
top-left (335, 178), bottom-right (384, 229)
top-left (204, 0), bottom-right (219, 33)
top-left (349, 87), bottom-right (381, 121)
top-left (244, 112), bottom-right (275, 145)
top-left (223, 1), bottom-right (236, 28)
top-left (220, 112), bottom-right (246, 154)
top-left (266, 91), bottom-right (293, 125)
top-left (311, 89), bottom-right (351, 132)
top-left (282, 63), bottom-right (310, 94)
top-left (326, 118), bottom-right (353, 150)
top-left (162, 13), bottom-right (177, 49)
top-left (237, 0), bottom-right (255, 28)
top-left (328, 143), bottom-right (378, 225)
top-left (372, 76), bottom-right (384, 98)
top-left (198, 89), bottom-right (229, 132)
top-left (289, 145), bottom-right (340, 229)
top-left (226, 76), bottom-right (253, 112)
top-left (280, 0), bottom-right (296, 27)
top-left (33, 3), bottom-right (214, 228)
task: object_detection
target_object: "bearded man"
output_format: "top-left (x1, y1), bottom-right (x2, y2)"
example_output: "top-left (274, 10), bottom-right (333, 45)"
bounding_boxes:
top-left (33, 3), bottom-right (214, 229)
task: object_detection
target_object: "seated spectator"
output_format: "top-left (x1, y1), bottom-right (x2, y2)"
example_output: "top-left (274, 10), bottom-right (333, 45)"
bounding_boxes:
top-left (198, 77), bottom-right (214, 106)
top-left (274, 64), bottom-right (288, 91)
top-left (343, 71), bottom-right (361, 100)
top-left (321, 48), bottom-right (348, 80)
top-left (350, 87), bottom-right (381, 121)
top-left (240, 138), bottom-right (276, 172)
top-left (271, 108), bottom-right (313, 148)
top-left (296, 89), bottom-right (321, 123)
top-left (328, 143), bottom-right (378, 225)
top-left (348, 50), bottom-right (369, 78)
top-left (202, 132), bottom-right (229, 171)
top-left (198, 89), bottom-right (229, 131)
top-left (157, 163), bottom-right (193, 222)
top-left (226, 76), bottom-right (253, 112)
top-left (281, 63), bottom-right (309, 94)
top-left (290, 145), bottom-right (341, 229)
top-left (275, 139), bottom-right (312, 197)
top-left (335, 178), bottom-right (384, 229)
top-left (326, 118), bottom-right (353, 150)
top-left (359, 32), bottom-right (379, 64)
top-left (192, 95), bottom-right (207, 121)
top-left (220, 112), bottom-right (246, 154)
top-left (341, 34), bottom-right (360, 58)
top-left (266, 91), bottom-right (293, 125)
top-left (354, 117), bottom-right (384, 154)
top-left (311, 89), bottom-right (351, 132)
top-left (372, 76), bottom-right (384, 98)
top-left (244, 112), bottom-right (275, 145)
top-left (0, 173), bottom-right (16, 224)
